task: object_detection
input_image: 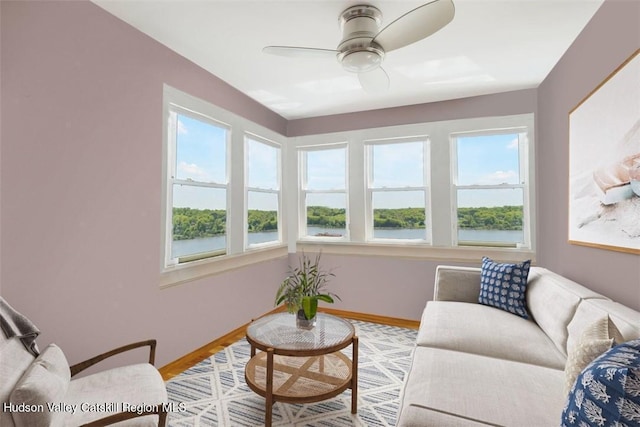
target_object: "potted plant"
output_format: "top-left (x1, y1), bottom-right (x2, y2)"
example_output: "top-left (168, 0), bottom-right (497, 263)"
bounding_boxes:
top-left (275, 252), bottom-right (340, 329)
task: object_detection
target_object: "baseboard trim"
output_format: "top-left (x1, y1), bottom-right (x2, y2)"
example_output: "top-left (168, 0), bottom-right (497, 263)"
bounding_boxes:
top-left (318, 307), bottom-right (420, 330)
top-left (159, 307), bottom-right (419, 380)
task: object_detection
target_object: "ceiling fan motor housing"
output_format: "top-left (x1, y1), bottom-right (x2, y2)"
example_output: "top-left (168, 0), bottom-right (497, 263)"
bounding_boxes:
top-left (337, 5), bottom-right (384, 73)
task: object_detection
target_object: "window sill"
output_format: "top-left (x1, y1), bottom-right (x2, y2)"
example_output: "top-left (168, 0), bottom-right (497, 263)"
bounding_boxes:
top-left (296, 241), bottom-right (535, 264)
top-left (160, 244), bottom-right (288, 289)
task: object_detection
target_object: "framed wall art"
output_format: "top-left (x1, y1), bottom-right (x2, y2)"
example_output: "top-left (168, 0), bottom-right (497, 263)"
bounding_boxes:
top-left (568, 49), bottom-right (640, 254)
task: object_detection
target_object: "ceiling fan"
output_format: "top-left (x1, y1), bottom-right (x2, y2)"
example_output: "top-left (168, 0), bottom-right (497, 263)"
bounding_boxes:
top-left (263, 0), bottom-right (455, 93)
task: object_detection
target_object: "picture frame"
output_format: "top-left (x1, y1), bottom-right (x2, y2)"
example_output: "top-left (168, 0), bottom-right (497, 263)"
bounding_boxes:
top-left (568, 49), bottom-right (640, 254)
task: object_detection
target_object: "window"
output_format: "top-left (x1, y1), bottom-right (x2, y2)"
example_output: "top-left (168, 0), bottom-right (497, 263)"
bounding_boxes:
top-left (166, 108), bottom-right (229, 265)
top-left (292, 113), bottom-right (534, 258)
top-left (246, 135), bottom-right (281, 248)
top-left (452, 131), bottom-right (529, 247)
top-left (366, 138), bottom-right (430, 241)
top-left (299, 145), bottom-right (348, 239)
top-left (162, 85), bottom-right (287, 286)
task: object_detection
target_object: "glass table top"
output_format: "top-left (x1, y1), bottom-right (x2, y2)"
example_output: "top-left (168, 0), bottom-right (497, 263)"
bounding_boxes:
top-left (246, 312), bottom-right (355, 352)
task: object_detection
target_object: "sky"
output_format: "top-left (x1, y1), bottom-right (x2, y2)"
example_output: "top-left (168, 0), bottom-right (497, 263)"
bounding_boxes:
top-left (173, 113), bottom-right (280, 211)
top-left (172, 113), bottom-right (523, 211)
top-left (456, 133), bottom-right (523, 208)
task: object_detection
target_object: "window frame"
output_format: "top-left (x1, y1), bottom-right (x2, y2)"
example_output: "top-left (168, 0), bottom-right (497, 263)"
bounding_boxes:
top-left (161, 85), bottom-right (287, 288)
top-left (244, 133), bottom-right (282, 250)
top-left (364, 136), bottom-right (432, 243)
top-left (291, 114), bottom-right (535, 262)
top-left (165, 105), bottom-right (231, 267)
top-left (161, 86), bottom-right (535, 285)
top-left (298, 143), bottom-right (349, 242)
top-left (450, 127), bottom-right (531, 249)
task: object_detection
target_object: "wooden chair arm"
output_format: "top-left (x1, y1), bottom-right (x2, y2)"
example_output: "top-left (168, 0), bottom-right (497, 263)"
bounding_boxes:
top-left (80, 406), bottom-right (167, 426)
top-left (70, 339), bottom-right (157, 377)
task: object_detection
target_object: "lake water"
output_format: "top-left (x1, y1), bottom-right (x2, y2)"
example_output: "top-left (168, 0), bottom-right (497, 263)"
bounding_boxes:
top-left (172, 227), bottom-right (523, 258)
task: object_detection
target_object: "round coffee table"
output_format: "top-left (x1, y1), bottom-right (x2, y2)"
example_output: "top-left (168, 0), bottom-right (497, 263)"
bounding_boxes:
top-left (244, 312), bottom-right (358, 426)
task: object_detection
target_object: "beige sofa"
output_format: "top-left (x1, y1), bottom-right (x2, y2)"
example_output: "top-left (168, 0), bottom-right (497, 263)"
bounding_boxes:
top-left (397, 265), bottom-right (640, 426)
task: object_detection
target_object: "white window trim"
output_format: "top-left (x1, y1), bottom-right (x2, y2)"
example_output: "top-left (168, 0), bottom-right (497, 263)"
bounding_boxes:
top-left (290, 113), bottom-right (536, 262)
top-left (244, 133), bottom-right (283, 251)
top-left (165, 105), bottom-right (231, 267)
top-left (161, 87), bottom-right (535, 287)
top-left (161, 85), bottom-right (287, 288)
top-left (297, 143), bottom-right (350, 242)
top-left (450, 127), bottom-right (532, 249)
top-left (364, 136), bottom-right (432, 244)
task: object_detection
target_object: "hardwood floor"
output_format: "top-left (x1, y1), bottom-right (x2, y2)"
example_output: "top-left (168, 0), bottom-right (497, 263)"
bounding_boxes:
top-left (158, 307), bottom-right (420, 381)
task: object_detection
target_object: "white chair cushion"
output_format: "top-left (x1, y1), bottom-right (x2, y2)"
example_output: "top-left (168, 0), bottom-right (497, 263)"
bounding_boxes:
top-left (59, 363), bottom-right (168, 427)
top-left (9, 344), bottom-right (70, 427)
top-left (0, 334), bottom-right (37, 427)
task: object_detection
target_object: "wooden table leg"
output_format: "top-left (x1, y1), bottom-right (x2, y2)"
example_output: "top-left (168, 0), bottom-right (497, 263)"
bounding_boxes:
top-left (265, 348), bottom-right (274, 427)
top-left (351, 335), bottom-right (358, 414)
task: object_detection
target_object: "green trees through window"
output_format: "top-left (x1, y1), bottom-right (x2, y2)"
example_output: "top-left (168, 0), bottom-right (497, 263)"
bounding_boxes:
top-left (457, 206), bottom-right (523, 231)
top-left (172, 207), bottom-right (226, 240)
top-left (173, 205), bottom-right (523, 240)
top-left (172, 207), bottom-right (278, 240)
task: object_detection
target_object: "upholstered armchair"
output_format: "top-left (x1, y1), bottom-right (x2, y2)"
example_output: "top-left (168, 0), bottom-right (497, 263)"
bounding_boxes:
top-left (0, 299), bottom-right (168, 427)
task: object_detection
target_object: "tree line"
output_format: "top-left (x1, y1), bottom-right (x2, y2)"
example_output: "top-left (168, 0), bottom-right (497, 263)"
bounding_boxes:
top-left (173, 207), bottom-right (279, 241)
top-left (173, 205), bottom-right (523, 240)
top-left (307, 206), bottom-right (522, 230)
top-left (457, 206), bottom-right (523, 231)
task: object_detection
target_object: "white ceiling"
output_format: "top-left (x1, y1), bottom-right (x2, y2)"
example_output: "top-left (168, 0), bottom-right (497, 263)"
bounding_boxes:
top-left (92, 0), bottom-right (604, 120)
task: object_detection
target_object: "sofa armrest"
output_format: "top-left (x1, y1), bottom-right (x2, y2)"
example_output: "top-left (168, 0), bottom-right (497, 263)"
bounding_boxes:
top-left (434, 265), bottom-right (482, 303)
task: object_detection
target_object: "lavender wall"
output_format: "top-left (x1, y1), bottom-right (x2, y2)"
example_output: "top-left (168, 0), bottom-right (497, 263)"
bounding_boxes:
top-left (291, 0), bottom-right (640, 319)
top-left (287, 88), bottom-right (537, 137)
top-left (287, 87), bottom-right (539, 321)
top-left (0, 1), bottom-right (541, 366)
top-left (0, 1), bottom-right (288, 367)
top-left (303, 253), bottom-right (473, 321)
top-left (2, 0), bottom-right (638, 371)
top-left (0, 0), bottom-right (3, 302)
top-left (537, 0), bottom-right (640, 310)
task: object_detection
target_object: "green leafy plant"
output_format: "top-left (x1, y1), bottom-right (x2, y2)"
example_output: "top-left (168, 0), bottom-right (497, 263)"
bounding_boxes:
top-left (275, 252), bottom-right (340, 320)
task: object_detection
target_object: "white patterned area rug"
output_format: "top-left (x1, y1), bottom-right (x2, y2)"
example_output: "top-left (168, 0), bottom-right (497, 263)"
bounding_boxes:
top-left (166, 320), bottom-right (417, 426)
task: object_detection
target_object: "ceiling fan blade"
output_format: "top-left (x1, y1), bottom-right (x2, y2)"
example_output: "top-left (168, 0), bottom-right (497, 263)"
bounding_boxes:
top-left (263, 46), bottom-right (339, 59)
top-left (358, 67), bottom-right (390, 93)
top-left (371, 0), bottom-right (455, 53)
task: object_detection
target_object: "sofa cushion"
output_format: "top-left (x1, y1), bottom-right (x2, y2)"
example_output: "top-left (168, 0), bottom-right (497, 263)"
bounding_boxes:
top-left (397, 404), bottom-right (504, 426)
top-left (591, 299), bottom-right (640, 341)
top-left (417, 301), bottom-right (566, 369)
top-left (561, 339), bottom-right (640, 427)
top-left (526, 267), bottom-right (607, 357)
top-left (563, 316), bottom-right (623, 394)
top-left (568, 298), bottom-right (640, 356)
top-left (9, 344), bottom-right (70, 427)
top-left (398, 346), bottom-right (566, 427)
top-left (478, 257), bottom-right (531, 319)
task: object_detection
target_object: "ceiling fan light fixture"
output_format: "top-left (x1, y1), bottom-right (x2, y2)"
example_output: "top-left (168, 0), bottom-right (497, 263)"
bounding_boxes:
top-left (263, 1), bottom-right (456, 92)
top-left (339, 47), bottom-right (384, 73)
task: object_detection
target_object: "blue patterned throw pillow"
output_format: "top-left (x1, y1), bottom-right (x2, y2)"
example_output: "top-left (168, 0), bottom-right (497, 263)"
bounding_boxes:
top-left (478, 257), bottom-right (531, 319)
top-left (562, 339), bottom-right (640, 427)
